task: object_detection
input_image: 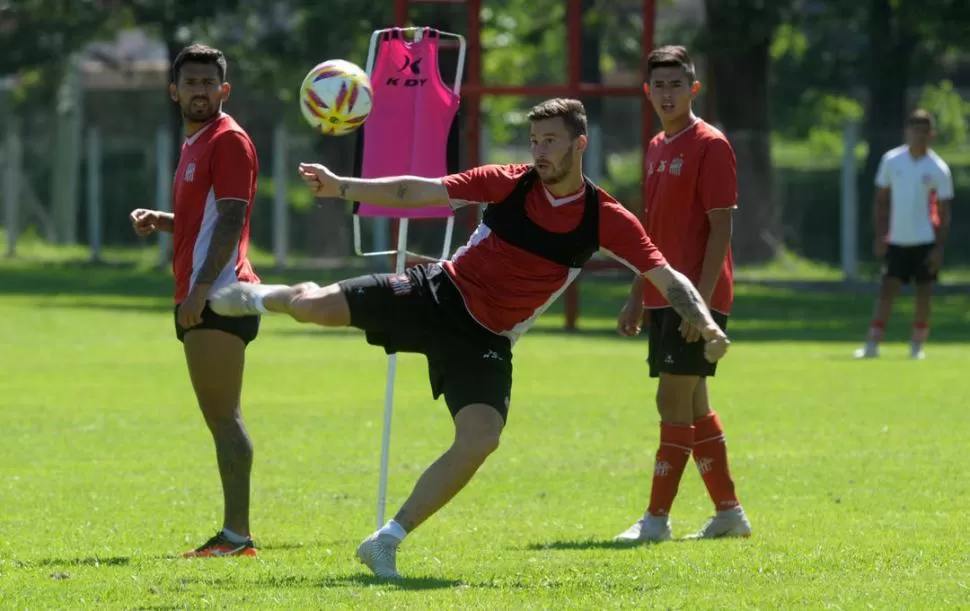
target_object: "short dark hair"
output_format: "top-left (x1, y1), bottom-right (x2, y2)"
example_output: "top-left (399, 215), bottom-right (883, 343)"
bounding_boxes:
top-left (172, 43), bottom-right (228, 83)
top-left (646, 45), bottom-right (696, 82)
top-left (527, 98), bottom-right (588, 138)
top-left (907, 108), bottom-right (935, 130)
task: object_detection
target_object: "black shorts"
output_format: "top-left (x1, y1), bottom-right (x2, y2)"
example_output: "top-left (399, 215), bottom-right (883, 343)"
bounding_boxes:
top-left (647, 307), bottom-right (729, 378)
top-left (174, 302), bottom-right (260, 345)
top-left (339, 263), bottom-right (513, 422)
top-left (883, 243), bottom-right (937, 285)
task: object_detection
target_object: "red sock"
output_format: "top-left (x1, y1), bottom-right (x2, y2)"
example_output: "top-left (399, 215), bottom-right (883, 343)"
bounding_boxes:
top-left (868, 320), bottom-right (886, 343)
top-left (912, 321), bottom-right (929, 344)
top-left (647, 423), bottom-right (694, 517)
top-left (692, 412), bottom-right (740, 511)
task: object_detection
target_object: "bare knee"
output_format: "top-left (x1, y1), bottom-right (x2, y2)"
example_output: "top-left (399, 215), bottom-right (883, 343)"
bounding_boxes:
top-left (453, 432), bottom-right (501, 464)
top-left (452, 404), bottom-right (504, 463)
top-left (289, 283), bottom-right (349, 326)
top-left (656, 375), bottom-right (698, 424)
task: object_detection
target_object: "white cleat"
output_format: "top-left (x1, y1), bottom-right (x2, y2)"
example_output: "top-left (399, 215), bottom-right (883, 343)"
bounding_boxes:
top-left (208, 282), bottom-right (285, 317)
top-left (853, 344), bottom-right (879, 359)
top-left (356, 533), bottom-right (402, 579)
top-left (684, 506), bottom-right (752, 540)
top-left (910, 343), bottom-right (926, 360)
top-left (614, 514), bottom-right (672, 542)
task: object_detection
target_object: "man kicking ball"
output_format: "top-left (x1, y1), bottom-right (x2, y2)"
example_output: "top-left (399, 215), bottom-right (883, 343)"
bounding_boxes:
top-left (208, 98), bottom-right (731, 578)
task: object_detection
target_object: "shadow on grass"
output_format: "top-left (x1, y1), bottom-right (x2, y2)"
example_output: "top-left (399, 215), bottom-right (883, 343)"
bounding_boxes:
top-left (524, 537), bottom-right (750, 551)
top-left (35, 555), bottom-right (132, 568)
top-left (524, 539), bottom-right (647, 551)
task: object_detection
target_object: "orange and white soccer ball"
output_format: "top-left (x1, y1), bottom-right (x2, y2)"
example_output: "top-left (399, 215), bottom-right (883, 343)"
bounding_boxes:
top-left (299, 59), bottom-right (374, 136)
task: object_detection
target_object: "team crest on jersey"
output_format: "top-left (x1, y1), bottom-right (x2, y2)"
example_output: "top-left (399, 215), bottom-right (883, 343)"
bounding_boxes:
top-left (922, 174), bottom-right (933, 186)
top-left (657, 160), bottom-right (666, 173)
top-left (184, 161), bottom-right (196, 183)
top-left (669, 156), bottom-right (684, 176)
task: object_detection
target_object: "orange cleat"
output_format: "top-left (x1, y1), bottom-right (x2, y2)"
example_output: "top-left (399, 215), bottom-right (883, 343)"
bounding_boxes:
top-left (182, 531), bottom-right (258, 558)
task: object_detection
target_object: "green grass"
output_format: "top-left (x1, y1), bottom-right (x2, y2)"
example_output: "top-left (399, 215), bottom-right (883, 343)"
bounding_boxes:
top-left (2, 261), bottom-right (970, 608)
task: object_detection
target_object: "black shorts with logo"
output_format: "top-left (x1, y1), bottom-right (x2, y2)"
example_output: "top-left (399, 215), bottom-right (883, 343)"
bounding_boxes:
top-left (174, 302), bottom-right (260, 345)
top-left (883, 242), bottom-right (937, 285)
top-left (647, 307), bottom-right (730, 378)
top-left (339, 263), bottom-right (514, 422)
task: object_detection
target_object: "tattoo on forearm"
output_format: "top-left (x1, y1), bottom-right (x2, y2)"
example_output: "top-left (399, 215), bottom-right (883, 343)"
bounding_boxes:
top-left (338, 182), bottom-right (349, 199)
top-left (396, 183), bottom-right (408, 200)
top-left (666, 276), bottom-right (709, 329)
top-left (195, 199), bottom-right (247, 285)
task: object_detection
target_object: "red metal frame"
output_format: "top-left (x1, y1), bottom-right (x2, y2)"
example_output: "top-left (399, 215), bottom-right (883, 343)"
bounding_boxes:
top-left (392, 0), bottom-right (657, 330)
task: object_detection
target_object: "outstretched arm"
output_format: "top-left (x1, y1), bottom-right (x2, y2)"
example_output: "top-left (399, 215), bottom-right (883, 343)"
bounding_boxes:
top-left (642, 264), bottom-right (723, 339)
top-left (299, 162), bottom-right (450, 208)
top-left (336, 175), bottom-right (451, 208)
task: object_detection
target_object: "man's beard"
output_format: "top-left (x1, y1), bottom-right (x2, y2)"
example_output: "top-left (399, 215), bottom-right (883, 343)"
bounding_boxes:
top-left (182, 98), bottom-right (217, 122)
top-left (539, 150), bottom-right (573, 185)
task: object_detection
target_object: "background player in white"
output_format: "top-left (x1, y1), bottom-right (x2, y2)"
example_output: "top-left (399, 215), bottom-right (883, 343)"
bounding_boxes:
top-left (208, 99), bottom-right (730, 579)
top-left (856, 109), bottom-right (954, 359)
top-left (128, 44), bottom-right (263, 557)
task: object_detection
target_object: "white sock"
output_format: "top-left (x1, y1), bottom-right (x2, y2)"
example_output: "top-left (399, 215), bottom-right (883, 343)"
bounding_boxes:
top-left (252, 292), bottom-right (269, 314)
top-left (221, 527), bottom-right (250, 544)
top-left (377, 519), bottom-right (407, 542)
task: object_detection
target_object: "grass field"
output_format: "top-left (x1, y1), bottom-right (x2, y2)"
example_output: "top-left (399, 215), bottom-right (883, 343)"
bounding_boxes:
top-left (2, 259), bottom-right (970, 609)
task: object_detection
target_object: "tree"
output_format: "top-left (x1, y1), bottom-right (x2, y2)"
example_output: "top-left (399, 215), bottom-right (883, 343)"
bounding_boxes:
top-left (0, 0), bottom-right (123, 100)
top-left (700, 0), bottom-right (796, 263)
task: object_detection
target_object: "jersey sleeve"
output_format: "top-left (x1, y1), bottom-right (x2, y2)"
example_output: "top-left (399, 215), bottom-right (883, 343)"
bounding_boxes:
top-left (698, 138), bottom-right (738, 212)
top-left (599, 198), bottom-right (667, 274)
top-left (936, 161), bottom-right (955, 200)
top-left (874, 153), bottom-right (891, 189)
top-left (441, 164), bottom-right (522, 209)
top-left (210, 132), bottom-right (257, 202)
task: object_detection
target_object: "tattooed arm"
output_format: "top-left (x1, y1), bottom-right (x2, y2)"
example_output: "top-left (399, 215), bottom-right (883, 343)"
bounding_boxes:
top-left (643, 264), bottom-right (724, 340)
top-left (193, 198), bottom-right (248, 289)
top-left (298, 162), bottom-right (450, 208)
top-left (334, 175), bottom-right (450, 208)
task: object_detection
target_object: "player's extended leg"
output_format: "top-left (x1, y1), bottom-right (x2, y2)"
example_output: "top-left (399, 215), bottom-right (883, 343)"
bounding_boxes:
top-left (209, 281), bottom-right (350, 326)
top-left (182, 329), bottom-right (257, 558)
top-left (911, 280), bottom-right (932, 359)
top-left (856, 275), bottom-right (902, 359)
top-left (616, 373), bottom-right (697, 542)
top-left (686, 379), bottom-right (751, 539)
top-left (356, 404), bottom-right (504, 578)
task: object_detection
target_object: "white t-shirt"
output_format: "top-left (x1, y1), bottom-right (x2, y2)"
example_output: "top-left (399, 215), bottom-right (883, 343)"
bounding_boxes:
top-left (874, 145), bottom-right (954, 246)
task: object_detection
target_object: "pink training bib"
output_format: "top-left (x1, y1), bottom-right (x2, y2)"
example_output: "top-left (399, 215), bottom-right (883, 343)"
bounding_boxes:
top-left (357, 28), bottom-right (460, 219)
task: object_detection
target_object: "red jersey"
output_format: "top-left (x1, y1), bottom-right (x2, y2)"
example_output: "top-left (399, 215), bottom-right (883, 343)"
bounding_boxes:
top-left (442, 163), bottom-right (667, 343)
top-left (642, 119), bottom-right (737, 314)
top-left (172, 113), bottom-right (260, 303)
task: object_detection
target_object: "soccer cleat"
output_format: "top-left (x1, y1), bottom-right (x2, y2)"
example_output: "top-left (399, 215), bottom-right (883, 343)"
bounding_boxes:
top-left (910, 342), bottom-right (926, 360)
top-left (208, 282), bottom-right (285, 317)
top-left (356, 532), bottom-right (402, 579)
top-left (684, 506), bottom-right (752, 540)
top-left (853, 343), bottom-right (879, 359)
top-left (614, 514), bottom-right (673, 542)
top-left (182, 531), bottom-right (258, 558)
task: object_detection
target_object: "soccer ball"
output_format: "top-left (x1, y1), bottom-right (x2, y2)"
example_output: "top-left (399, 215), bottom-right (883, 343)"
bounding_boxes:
top-left (299, 59), bottom-right (374, 136)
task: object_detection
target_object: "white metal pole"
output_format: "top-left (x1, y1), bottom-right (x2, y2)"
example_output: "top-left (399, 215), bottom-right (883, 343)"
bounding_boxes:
top-left (156, 125), bottom-right (173, 266)
top-left (86, 126), bottom-right (102, 262)
top-left (4, 117), bottom-right (21, 257)
top-left (841, 120), bottom-right (859, 281)
top-left (376, 218), bottom-right (409, 528)
top-left (273, 123), bottom-right (288, 268)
